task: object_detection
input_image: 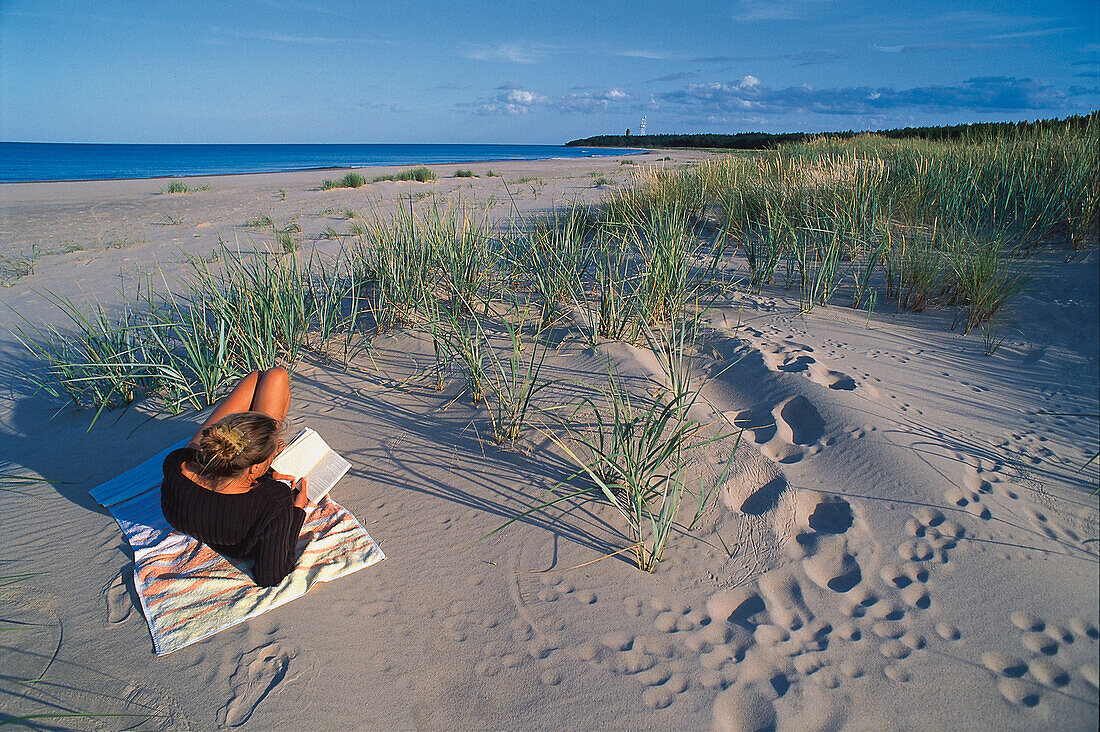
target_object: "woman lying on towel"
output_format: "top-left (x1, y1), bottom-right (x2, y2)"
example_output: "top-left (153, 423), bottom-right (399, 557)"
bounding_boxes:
top-left (161, 367), bottom-right (310, 587)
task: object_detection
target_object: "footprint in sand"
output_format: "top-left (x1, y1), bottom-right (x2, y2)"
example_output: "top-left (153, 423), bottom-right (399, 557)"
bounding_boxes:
top-left (806, 363), bottom-right (857, 391)
top-left (740, 395), bottom-right (827, 464)
top-left (719, 443), bottom-right (787, 518)
top-left (105, 570), bottom-right (133, 623)
top-left (712, 685), bottom-right (777, 732)
top-left (906, 507), bottom-right (963, 564)
top-left (710, 446), bottom-right (796, 588)
top-left (750, 335), bottom-right (865, 394)
top-left (774, 396), bottom-right (824, 446)
top-left (943, 485), bottom-right (992, 521)
top-left (220, 641), bottom-right (295, 727)
top-left (706, 487), bottom-right (940, 721)
top-left (1003, 610), bottom-right (1099, 695)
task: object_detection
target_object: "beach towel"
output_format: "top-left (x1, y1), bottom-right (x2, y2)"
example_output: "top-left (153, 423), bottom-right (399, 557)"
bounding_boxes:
top-left (92, 437), bottom-right (385, 655)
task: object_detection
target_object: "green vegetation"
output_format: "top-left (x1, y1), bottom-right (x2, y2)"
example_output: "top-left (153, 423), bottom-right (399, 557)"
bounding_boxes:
top-left (454, 169), bottom-right (478, 178)
top-left (244, 213), bottom-right (275, 229)
top-left (373, 166), bottom-right (437, 183)
top-left (567, 111), bottom-right (1100, 150)
top-left (12, 114), bottom-right (1096, 566)
top-left (706, 116), bottom-right (1096, 344)
top-left (162, 180), bottom-right (209, 194)
top-left (0, 245), bottom-right (42, 286)
top-left (320, 172), bottom-right (366, 190)
top-left (276, 221), bottom-right (302, 253)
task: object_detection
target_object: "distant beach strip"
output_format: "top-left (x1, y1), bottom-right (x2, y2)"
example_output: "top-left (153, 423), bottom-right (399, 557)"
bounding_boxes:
top-left (0, 142), bottom-right (642, 183)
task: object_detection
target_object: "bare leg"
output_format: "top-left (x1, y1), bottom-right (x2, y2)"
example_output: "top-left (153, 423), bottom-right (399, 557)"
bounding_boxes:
top-left (249, 367), bottom-right (291, 424)
top-left (188, 371), bottom-right (260, 446)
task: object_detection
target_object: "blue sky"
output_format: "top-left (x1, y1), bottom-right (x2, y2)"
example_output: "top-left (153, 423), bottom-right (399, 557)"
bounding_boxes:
top-left (1, 0), bottom-right (1097, 144)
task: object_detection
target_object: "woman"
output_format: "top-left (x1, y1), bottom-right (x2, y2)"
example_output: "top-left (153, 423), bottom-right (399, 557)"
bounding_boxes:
top-left (161, 367), bottom-right (310, 587)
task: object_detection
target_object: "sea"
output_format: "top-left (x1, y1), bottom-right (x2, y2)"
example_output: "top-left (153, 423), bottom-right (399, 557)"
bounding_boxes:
top-left (0, 142), bottom-right (637, 183)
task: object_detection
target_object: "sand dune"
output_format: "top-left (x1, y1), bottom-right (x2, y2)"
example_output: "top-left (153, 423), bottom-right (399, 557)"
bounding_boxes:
top-left (1, 154), bottom-right (1096, 730)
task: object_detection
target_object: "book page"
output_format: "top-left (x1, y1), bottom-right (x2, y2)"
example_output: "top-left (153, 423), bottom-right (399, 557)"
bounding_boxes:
top-left (271, 429), bottom-right (351, 503)
top-left (305, 450), bottom-right (351, 503)
top-left (271, 429), bottom-right (323, 478)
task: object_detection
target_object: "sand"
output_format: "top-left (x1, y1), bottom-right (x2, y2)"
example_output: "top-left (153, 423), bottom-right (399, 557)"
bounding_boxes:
top-left (0, 153), bottom-right (1097, 730)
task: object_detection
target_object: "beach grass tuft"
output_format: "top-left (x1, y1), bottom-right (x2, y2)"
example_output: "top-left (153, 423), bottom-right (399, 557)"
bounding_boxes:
top-left (320, 172), bottom-right (367, 190)
top-left (373, 166), bottom-right (437, 183)
top-left (0, 245), bottom-right (42, 286)
top-left (162, 180), bottom-right (209, 194)
top-left (244, 213), bottom-right (275, 229)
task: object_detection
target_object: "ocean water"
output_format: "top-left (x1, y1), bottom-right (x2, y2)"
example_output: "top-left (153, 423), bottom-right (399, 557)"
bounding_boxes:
top-left (0, 142), bottom-right (638, 183)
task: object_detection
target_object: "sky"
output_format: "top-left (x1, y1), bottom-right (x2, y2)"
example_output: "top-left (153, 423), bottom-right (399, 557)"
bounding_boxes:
top-left (1, 0), bottom-right (1098, 144)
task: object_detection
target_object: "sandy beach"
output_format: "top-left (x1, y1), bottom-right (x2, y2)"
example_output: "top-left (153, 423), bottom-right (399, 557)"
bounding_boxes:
top-left (1, 151), bottom-right (1097, 731)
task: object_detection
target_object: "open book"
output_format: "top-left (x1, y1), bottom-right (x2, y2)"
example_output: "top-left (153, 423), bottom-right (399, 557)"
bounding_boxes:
top-left (271, 428), bottom-right (350, 503)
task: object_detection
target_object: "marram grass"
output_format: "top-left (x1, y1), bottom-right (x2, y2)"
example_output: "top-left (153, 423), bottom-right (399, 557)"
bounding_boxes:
top-left (11, 116), bottom-right (1096, 566)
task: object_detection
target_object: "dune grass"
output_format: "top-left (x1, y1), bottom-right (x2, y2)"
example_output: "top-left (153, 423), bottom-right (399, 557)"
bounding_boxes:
top-left (12, 242), bottom-right (378, 422)
top-left (454, 169), bottom-right (478, 178)
top-left (244, 213), bottom-right (275, 229)
top-left (320, 172), bottom-right (366, 190)
top-left (162, 180), bottom-right (209, 194)
top-left (477, 304), bottom-right (552, 444)
top-left (0, 245), bottom-right (42, 285)
top-left (12, 116), bottom-right (1096, 566)
top-left (373, 166), bottom-right (437, 183)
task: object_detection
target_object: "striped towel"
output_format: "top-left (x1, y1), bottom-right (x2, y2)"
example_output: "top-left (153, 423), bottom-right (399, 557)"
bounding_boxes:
top-left (93, 437), bottom-right (385, 655)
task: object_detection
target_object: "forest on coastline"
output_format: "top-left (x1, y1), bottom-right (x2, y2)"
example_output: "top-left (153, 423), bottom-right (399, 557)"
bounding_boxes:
top-left (565, 111), bottom-right (1099, 150)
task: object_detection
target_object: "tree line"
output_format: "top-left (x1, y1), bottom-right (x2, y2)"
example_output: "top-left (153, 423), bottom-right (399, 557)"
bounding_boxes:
top-left (565, 112), bottom-right (1099, 150)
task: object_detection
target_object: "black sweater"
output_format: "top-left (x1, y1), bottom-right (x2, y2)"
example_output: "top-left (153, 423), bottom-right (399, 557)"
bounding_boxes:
top-left (161, 448), bottom-right (307, 587)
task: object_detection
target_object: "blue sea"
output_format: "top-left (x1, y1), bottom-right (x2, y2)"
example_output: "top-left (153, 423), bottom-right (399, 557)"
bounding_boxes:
top-left (0, 142), bottom-right (637, 183)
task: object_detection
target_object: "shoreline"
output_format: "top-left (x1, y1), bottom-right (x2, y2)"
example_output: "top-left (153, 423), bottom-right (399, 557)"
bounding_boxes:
top-left (0, 150), bottom-right (704, 254)
top-left (0, 148), bottom-right (649, 186)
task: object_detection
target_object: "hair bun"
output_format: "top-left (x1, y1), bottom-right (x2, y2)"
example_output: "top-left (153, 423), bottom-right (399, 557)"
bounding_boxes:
top-left (204, 424), bottom-right (248, 460)
top-left (194, 411), bottom-right (281, 481)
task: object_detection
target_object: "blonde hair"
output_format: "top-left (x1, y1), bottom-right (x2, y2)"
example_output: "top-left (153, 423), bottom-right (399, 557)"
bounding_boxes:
top-left (195, 411), bottom-right (282, 480)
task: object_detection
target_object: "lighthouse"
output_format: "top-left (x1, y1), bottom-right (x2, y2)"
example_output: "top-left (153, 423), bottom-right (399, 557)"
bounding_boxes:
top-left (639, 116), bottom-right (647, 136)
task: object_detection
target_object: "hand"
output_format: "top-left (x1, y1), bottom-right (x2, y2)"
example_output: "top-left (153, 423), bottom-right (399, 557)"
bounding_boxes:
top-left (292, 477), bottom-right (311, 510)
top-left (271, 470), bottom-right (295, 483)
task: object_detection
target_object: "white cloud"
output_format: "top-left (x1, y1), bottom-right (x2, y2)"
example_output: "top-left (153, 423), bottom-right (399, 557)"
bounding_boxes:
top-left (468, 86), bottom-right (636, 115)
top-left (731, 0), bottom-right (835, 22)
top-left (463, 44), bottom-right (542, 63)
top-left (659, 76), bottom-right (1095, 118)
top-left (614, 49), bottom-right (675, 60)
top-left (504, 89), bottom-right (541, 105)
top-left (472, 86), bottom-right (549, 115)
top-left (989, 27), bottom-right (1074, 41)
